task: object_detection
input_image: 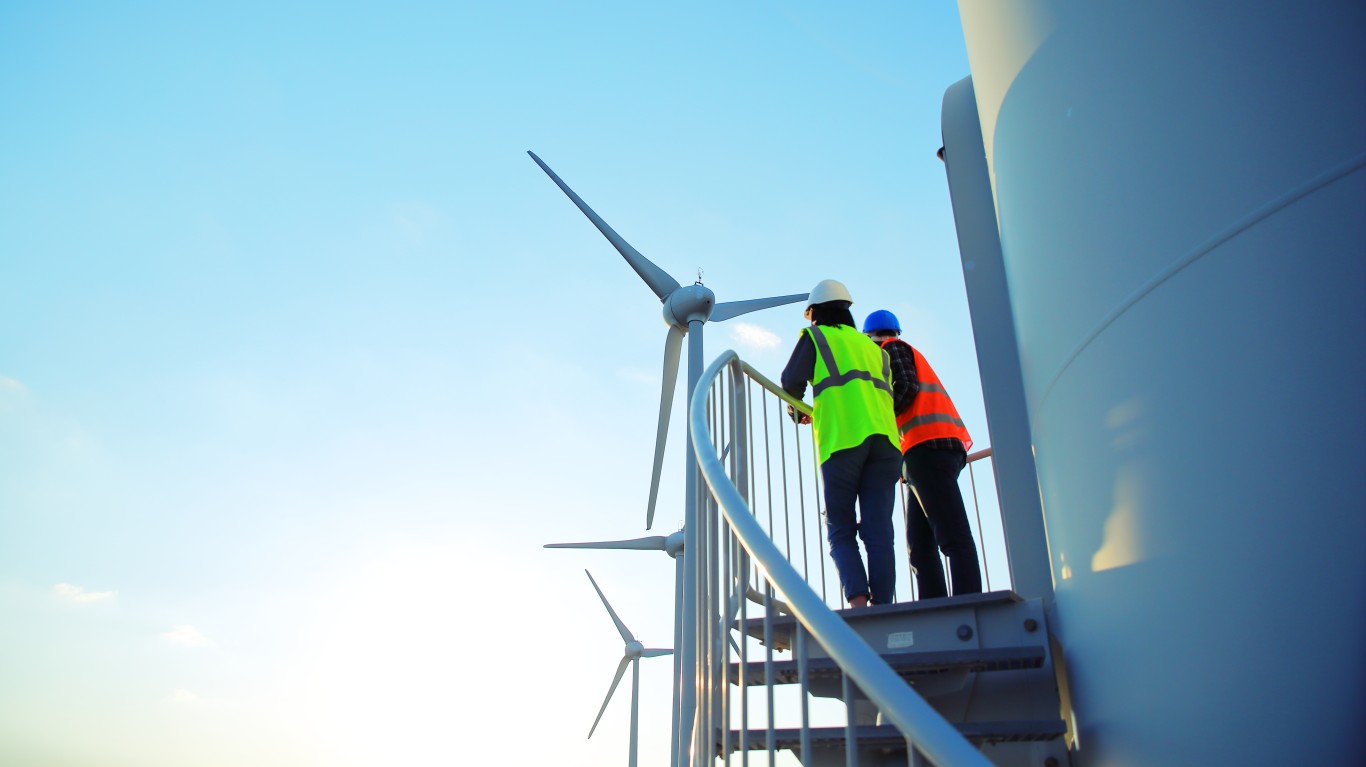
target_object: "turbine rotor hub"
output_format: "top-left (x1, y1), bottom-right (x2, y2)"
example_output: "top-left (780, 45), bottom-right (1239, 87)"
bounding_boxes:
top-left (663, 284), bottom-right (715, 328)
top-left (664, 530), bottom-right (686, 558)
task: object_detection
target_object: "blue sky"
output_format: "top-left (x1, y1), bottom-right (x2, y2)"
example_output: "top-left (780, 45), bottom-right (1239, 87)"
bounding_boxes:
top-left (1, 3), bottom-right (977, 764)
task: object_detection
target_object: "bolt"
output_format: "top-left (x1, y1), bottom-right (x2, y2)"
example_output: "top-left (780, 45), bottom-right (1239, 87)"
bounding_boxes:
top-left (1024, 618), bottom-right (1039, 633)
top-left (1045, 758), bottom-right (1059, 767)
top-left (956, 624), bottom-right (973, 641)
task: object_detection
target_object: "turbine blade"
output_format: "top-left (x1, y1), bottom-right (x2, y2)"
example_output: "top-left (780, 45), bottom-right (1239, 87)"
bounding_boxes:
top-left (646, 324), bottom-right (684, 530)
top-left (527, 151), bottom-right (681, 300)
top-left (588, 655), bottom-right (632, 739)
top-left (585, 570), bottom-right (634, 643)
top-left (641, 648), bottom-right (673, 658)
top-left (545, 536), bottom-right (669, 551)
top-left (711, 293), bottom-right (810, 322)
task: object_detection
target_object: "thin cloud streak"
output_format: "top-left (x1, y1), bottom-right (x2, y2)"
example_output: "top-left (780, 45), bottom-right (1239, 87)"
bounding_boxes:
top-left (53, 583), bottom-right (117, 603)
top-left (161, 625), bottom-right (212, 647)
top-left (728, 322), bottom-right (782, 351)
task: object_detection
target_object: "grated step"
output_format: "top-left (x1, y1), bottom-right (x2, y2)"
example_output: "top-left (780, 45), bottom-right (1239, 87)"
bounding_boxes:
top-left (727, 645), bottom-right (1046, 686)
top-left (721, 720), bottom-right (1067, 754)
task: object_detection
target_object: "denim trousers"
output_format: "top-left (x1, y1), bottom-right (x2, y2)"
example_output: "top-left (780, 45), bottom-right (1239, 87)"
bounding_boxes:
top-left (903, 443), bottom-right (983, 598)
top-left (820, 435), bottom-right (903, 605)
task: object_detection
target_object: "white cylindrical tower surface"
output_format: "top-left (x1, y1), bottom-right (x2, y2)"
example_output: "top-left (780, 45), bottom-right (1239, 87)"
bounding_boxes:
top-left (957, 2), bottom-right (1366, 764)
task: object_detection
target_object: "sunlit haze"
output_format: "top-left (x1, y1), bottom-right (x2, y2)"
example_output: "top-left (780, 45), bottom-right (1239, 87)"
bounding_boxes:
top-left (1, 3), bottom-right (976, 765)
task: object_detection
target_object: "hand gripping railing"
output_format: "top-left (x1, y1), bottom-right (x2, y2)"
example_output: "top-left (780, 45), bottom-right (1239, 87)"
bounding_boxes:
top-left (688, 350), bottom-right (992, 766)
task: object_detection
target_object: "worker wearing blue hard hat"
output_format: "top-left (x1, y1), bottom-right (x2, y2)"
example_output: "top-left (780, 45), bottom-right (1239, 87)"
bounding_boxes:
top-left (863, 309), bottom-right (982, 599)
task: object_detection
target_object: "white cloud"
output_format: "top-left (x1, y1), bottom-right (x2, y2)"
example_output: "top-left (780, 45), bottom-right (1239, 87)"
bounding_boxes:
top-left (53, 583), bottom-right (117, 603)
top-left (161, 625), bottom-right (212, 647)
top-left (0, 375), bottom-right (25, 393)
top-left (728, 322), bottom-right (782, 351)
top-left (170, 688), bottom-right (201, 705)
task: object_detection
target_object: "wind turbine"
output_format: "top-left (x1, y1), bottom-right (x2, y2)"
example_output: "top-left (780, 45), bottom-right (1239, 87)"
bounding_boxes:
top-left (527, 151), bottom-right (807, 531)
top-left (584, 569), bottom-right (672, 767)
top-left (529, 151), bottom-right (807, 766)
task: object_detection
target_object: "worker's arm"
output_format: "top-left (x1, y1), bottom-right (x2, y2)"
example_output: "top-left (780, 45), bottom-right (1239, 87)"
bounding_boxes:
top-left (781, 333), bottom-right (816, 423)
top-left (886, 342), bottom-right (920, 415)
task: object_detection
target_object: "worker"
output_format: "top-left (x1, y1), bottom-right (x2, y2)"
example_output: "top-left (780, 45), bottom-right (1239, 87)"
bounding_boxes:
top-left (781, 280), bottom-right (902, 608)
top-left (863, 309), bottom-right (981, 599)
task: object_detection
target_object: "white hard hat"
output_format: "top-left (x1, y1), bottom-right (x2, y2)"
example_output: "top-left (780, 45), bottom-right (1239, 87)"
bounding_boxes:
top-left (805, 279), bottom-right (853, 309)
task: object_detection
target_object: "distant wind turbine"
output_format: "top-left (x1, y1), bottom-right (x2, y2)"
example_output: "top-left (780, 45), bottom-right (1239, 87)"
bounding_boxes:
top-left (584, 569), bottom-right (672, 767)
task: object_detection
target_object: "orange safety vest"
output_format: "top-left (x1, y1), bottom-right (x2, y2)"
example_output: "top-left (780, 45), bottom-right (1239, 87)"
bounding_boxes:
top-left (880, 338), bottom-right (973, 453)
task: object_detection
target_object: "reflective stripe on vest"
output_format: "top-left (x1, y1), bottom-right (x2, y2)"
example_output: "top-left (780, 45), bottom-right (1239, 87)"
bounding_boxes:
top-left (880, 338), bottom-right (973, 453)
top-left (804, 325), bottom-right (900, 463)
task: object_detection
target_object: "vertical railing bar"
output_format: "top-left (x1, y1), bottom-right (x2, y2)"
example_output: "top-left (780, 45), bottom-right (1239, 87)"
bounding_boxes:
top-left (761, 387), bottom-right (776, 546)
top-left (796, 621), bottom-right (811, 764)
top-left (715, 371), bottom-right (726, 760)
top-left (727, 363), bottom-right (746, 765)
top-left (738, 528), bottom-right (748, 766)
top-left (702, 378), bottom-right (715, 764)
top-left (843, 669), bottom-right (860, 767)
top-left (792, 415), bottom-right (814, 597)
top-left (710, 366), bottom-right (727, 761)
top-left (797, 421), bottom-right (825, 601)
top-left (745, 379), bottom-right (756, 525)
top-left (718, 370), bottom-right (729, 759)
top-left (763, 579), bottom-right (776, 761)
top-left (777, 400), bottom-right (794, 565)
top-left (742, 379), bottom-right (757, 602)
top-left (722, 517), bottom-right (733, 764)
top-left (901, 482), bottom-right (916, 602)
top-left (967, 456), bottom-right (990, 591)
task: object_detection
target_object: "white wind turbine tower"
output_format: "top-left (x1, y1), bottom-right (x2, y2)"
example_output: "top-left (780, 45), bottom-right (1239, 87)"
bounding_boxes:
top-left (529, 150), bottom-right (807, 765)
top-left (584, 569), bottom-right (673, 767)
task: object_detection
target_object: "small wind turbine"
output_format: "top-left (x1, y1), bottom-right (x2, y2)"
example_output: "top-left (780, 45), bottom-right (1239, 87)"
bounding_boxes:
top-left (584, 569), bottom-right (672, 767)
top-left (527, 151), bottom-right (807, 530)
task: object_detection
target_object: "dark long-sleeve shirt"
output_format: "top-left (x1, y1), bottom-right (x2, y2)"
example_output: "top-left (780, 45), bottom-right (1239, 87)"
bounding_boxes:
top-left (780, 332), bottom-right (818, 401)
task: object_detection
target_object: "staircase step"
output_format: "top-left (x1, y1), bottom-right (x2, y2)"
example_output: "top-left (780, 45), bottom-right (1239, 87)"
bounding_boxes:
top-left (736, 590), bottom-right (1024, 650)
top-left (721, 720), bottom-right (1067, 753)
top-left (727, 645), bottom-right (1047, 686)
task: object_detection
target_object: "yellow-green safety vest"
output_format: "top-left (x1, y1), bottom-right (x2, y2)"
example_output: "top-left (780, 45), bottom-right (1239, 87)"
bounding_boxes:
top-left (803, 324), bottom-right (900, 463)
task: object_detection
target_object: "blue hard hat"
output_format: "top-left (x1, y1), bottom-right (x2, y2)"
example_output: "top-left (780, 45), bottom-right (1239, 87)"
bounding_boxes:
top-left (862, 309), bottom-right (901, 334)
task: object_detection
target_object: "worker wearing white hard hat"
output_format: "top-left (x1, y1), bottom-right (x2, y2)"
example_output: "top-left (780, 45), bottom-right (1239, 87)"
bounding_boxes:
top-left (780, 279), bottom-right (902, 608)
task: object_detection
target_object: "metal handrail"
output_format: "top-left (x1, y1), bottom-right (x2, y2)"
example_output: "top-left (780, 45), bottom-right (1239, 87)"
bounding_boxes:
top-left (689, 350), bottom-right (992, 766)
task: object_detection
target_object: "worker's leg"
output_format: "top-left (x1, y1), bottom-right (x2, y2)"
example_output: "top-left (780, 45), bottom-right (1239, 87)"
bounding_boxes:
top-left (904, 445), bottom-right (982, 595)
top-left (904, 473), bottom-right (949, 599)
top-left (857, 437), bottom-right (903, 605)
top-left (821, 442), bottom-right (871, 605)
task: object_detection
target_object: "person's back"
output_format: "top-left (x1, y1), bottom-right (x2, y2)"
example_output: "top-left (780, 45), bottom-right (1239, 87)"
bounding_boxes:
top-left (781, 281), bottom-right (902, 608)
top-left (863, 309), bottom-right (982, 599)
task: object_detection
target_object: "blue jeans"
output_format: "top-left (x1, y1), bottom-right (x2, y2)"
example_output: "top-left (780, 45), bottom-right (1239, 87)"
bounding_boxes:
top-left (821, 435), bottom-right (902, 605)
top-left (903, 444), bottom-right (983, 598)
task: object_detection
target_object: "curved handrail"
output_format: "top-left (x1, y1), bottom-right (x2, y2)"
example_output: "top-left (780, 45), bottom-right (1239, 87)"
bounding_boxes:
top-left (690, 349), bottom-right (992, 767)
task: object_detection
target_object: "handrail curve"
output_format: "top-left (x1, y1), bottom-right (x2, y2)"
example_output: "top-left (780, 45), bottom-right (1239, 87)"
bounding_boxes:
top-left (690, 349), bottom-right (993, 767)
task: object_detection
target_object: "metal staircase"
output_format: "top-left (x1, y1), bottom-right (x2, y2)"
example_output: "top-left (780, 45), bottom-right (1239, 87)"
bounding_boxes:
top-left (686, 351), bottom-right (1071, 766)
top-left (726, 594), bottom-right (1067, 765)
